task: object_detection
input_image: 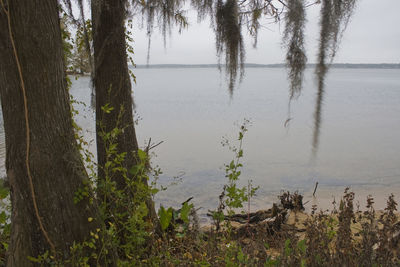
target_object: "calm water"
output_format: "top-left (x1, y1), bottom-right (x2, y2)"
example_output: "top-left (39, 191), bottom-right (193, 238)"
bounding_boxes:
top-left (1, 68), bottom-right (400, 215)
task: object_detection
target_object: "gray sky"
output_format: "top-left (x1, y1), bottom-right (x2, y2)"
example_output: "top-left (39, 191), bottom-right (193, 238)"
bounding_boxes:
top-left (130, 0), bottom-right (400, 64)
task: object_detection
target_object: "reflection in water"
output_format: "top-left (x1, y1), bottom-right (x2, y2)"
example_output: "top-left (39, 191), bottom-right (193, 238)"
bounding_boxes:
top-left (0, 68), bottom-right (399, 214)
top-left (312, 66), bottom-right (326, 157)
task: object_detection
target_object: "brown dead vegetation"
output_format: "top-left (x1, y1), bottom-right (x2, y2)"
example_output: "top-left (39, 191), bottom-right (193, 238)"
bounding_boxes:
top-left (150, 188), bottom-right (399, 266)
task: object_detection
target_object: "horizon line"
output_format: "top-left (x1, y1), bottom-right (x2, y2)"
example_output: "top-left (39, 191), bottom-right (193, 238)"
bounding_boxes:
top-left (132, 63), bottom-right (400, 69)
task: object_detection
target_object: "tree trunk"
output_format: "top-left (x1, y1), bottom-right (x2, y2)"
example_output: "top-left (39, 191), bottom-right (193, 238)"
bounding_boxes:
top-left (92, 0), bottom-right (157, 217)
top-left (0, 1), bottom-right (98, 265)
top-left (92, 0), bottom-right (139, 188)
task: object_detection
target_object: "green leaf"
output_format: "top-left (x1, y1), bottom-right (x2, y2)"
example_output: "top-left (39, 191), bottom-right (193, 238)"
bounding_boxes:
top-left (104, 161), bottom-right (112, 170)
top-left (0, 211), bottom-right (7, 224)
top-left (180, 202), bottom-right (193, 224)
top-left (137, 201), bottom-right (149, 218)
top-left (264, 256), bottom-right (278, 267)
top-left (297, 239), bottom-right (306, 254)
top-left (212, 211), bottom-right (225, 222)
top-left (159, 206), bottom-right (173, 231)
top-left (229, 160), bottom-right (235, 170)
top-left (284, 239), bottom-right (292, 256)
top-left (176, 232), bottom-right (185, 238)
top-left (101, 103), bottom-right (114, 114)
top-left (0, 183), bottom-right (9, 199)
top-left (108, 143), bottom-right (117, 152)
top-left (1, 242), bottom-right (8, 250)
top-left (237, 248), bottom-right (245, 262)
top-left (137, 149), bottom-right (147, 162)
top-left (129, 165), bottom-right (139, 175)
top-left (27, 256), bottom-right (41, 263)
top-left (150, 188), bottom-right (159, 195)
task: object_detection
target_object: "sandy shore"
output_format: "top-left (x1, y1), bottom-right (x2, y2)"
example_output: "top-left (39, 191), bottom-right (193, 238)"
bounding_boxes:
top-left (251, 185), bottom-right (400, 214)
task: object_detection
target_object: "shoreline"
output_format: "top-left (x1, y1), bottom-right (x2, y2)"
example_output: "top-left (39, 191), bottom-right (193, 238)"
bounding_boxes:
top-left (252, 185), bottom-right (400, 213)
top-left (195, 185), bottom-right (400, 225)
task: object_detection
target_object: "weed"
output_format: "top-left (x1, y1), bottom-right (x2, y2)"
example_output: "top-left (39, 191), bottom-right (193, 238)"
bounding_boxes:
top-left (211, 119), bottom-right (259, 232)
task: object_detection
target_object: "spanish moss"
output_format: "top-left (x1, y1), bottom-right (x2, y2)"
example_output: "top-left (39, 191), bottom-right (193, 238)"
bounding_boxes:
top-left (191, 0), bottom-right (214, 22)
top-left (313, 0), bottom-right (357, 155)
top-left (331, 0), bottom-right (357, 60)
top-left (140, 0), bottom-right (188, 63)
top-left (283, 0), bottom-right (307, 101)
top-left (246, 0), bottom-right (263, 48)
top-left (215, 0), bottom-right (245, 95)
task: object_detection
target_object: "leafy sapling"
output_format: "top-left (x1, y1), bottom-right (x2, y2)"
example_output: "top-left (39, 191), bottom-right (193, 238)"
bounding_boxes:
top-left (212, 119), bottom-right (259, 231)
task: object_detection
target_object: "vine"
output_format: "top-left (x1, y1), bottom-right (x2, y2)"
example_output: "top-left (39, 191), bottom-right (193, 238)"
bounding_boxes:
top-left (0, 0), bottom-right (56, 254)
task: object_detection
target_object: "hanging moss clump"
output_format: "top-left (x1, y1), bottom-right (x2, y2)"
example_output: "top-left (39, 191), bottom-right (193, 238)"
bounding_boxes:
top-left (313, 0), bottom-right (357, 154)
top-left (215, 0), bottom-right (245, 95)
top-left (283, 0), bottom-right (307, 101)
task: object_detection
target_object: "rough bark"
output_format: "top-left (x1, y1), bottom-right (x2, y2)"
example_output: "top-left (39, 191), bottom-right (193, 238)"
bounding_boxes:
top-left (0, 0), bottom-right (98, 265)
top-left (92, 0), bottom-right (157, 220)
top-left (92, 0), bottom-right (139, 189)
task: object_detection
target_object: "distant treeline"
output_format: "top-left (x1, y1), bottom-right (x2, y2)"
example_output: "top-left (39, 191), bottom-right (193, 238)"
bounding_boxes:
top-left (133, 63), bottom-right (400, 69)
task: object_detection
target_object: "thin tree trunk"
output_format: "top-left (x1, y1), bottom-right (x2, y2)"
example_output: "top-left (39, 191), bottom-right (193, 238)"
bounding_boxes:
top-left (92, 0), bottom-right (138, 190)
top-left (92, 0), bottom-right (157, 221)
top-left (0, 0), bottom-right (98, 265)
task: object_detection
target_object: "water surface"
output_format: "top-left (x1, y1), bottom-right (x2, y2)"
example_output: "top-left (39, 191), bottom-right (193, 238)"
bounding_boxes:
top-left (1, 68), bottom-right (399, 215)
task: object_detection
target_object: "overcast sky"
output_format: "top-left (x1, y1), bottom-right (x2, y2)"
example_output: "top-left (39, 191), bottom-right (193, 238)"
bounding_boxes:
top-left (130, 0), bottom-right (400, 65)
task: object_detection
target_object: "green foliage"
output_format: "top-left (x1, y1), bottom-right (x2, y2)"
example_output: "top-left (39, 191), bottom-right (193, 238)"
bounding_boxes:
top-left (33, 100), bottom-right (160, 265)
top-left (158, 201), bottom-right (195, 235)
top-left (180, 202), bottom-right (192, 224)
top-left (0, 180), bottom-right (10, 265)
top-left (125, 19), bottom-right (137, 84)
top-left (94, 105), bottom-right (155, 262)
top-left (27, 251), bottom-right (55, 265)
top-left (224, 241), bottom-right (250, 266)
top-left (159, 206), bottom-right (173, 231)
top-left (69, 92), bottom-right (96, 204)
top-left (212, 119), bottom-right (258, 231)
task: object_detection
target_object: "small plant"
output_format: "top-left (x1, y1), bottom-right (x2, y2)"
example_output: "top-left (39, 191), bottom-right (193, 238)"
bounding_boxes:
top-left (211, 119), bottom-right (259, 231)
top-left (376, 193), bottom-right (398, 265)
top-left (334, 188), bottom-right (356, 265)
top-left (64, 100), bottom-right (160, 264)
top-left (358, 195), bottom-right (378, 266)
top-left (158, 200), bottom-right (195, 236)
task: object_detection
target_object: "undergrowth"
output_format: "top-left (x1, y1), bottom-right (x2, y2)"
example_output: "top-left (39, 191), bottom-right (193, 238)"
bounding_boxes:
top-left (0, 106), bottom-right (399, 266)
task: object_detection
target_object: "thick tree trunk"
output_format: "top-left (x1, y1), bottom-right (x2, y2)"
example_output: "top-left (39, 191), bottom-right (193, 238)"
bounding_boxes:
top-left (0, 1), bottom-right (98, 265)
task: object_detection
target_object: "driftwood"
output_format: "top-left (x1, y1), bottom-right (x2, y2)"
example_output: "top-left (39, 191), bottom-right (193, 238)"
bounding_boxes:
top-left (233, 209), bottom-right (289, 238)
top-left (222, 203), bottom-right (283, 224)
top-left (206, 191), bottom-right (306, 238)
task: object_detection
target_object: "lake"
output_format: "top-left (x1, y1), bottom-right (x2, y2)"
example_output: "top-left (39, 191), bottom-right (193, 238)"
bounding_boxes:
top-left (1, 67), bottom-right (400, 218)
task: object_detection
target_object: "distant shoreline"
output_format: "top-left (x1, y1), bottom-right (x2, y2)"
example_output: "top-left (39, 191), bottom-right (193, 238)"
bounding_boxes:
top-left (133, 63), bottom-right (400, 69)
